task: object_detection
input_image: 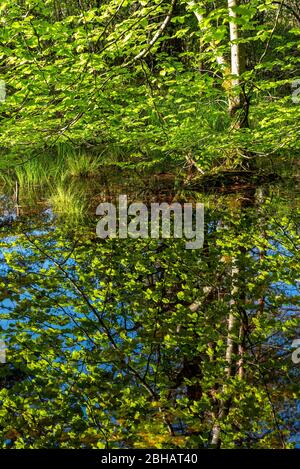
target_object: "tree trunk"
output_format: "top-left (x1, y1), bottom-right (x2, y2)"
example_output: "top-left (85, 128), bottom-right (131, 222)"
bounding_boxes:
top-left (228, 0), bottom-right (249, 128)
top-left (211, 259), bottom-right (239, 447)
top-left (190, 0), bottom-right (249, 128)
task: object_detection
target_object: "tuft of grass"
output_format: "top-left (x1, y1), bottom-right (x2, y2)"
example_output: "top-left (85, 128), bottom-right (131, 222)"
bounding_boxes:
top-left (65, 152), bottom-right (101, 178)
top-left (5, 146), bottom-right (103, 187)
top-left (48, 185), bottom-right (87, 218)
top-left (15, 159), bottom-right (49, 186)
top-left (14, 153), bottom-right (65, 186)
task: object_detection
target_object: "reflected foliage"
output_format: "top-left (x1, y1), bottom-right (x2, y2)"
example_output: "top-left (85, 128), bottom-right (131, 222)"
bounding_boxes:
top-left (0, 181), bottom-right (299, 448)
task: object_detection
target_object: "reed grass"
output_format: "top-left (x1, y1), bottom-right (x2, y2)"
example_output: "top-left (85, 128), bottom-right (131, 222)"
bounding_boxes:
top-left (48, 184), bottom-right (86, 218)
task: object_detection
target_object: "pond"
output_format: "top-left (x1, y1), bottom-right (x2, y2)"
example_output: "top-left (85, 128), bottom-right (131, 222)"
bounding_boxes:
top-left (0, 166), bottom-right (299, 448)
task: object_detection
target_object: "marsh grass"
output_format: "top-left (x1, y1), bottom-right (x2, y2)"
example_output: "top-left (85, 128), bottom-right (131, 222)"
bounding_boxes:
top-left (15, 161), bottom-right (49, 186)
top-left (48, 184), bottom-right (87, 218)
top-left (13, 153), bottom-right (65, 186)
top-left (1, 146), bottom-right (104, 188)
top-left (65, 151), bottom-right (101, 178)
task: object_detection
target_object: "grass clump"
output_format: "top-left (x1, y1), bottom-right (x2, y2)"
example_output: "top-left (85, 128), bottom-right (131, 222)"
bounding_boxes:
top-left (65, 152), bottom-right (101, 178)
top-left (48, 185), bottom-right (87, 218)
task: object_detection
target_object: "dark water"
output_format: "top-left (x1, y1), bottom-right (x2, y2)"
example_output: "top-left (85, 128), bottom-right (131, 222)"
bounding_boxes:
top-left (0, 168), bottom-right (299, 448)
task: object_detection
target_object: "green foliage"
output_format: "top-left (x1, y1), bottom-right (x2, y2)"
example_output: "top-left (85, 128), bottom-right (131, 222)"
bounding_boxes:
top-left (0, 182), bottom-right (299, 448)
top-left (0, 0), bottom-right (299, 169)
top-left (0, 0), bottom-right (299, 450)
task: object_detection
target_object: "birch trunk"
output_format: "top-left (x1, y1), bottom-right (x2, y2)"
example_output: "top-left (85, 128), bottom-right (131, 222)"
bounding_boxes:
top-left (211, 260), bottom-right (239, 447)
top-left (189, 0), bottom-right (249, 128)
top-left (228, 0), bottom-right (249, 128)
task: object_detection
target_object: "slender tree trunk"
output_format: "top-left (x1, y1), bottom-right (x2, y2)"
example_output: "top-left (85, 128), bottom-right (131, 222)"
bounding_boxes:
top-left (14, 181), bottom-right (20, 217)
top-left (190, 0), bottom-right (249, 128)
top-left (228, 0), bottom-right (249, 128)
top-left (211, 259), bottom-right (239, 447)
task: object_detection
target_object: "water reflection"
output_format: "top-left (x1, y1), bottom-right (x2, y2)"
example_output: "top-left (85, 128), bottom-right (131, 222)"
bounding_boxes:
top-left (0, 170), bottom-right (299, 448)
